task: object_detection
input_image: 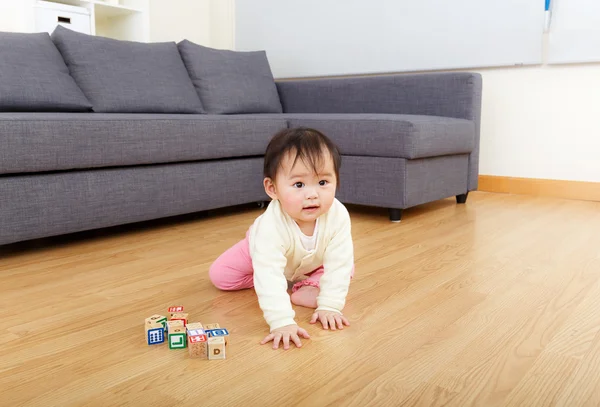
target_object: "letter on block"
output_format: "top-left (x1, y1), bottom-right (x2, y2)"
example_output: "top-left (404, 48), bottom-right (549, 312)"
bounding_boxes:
top-left (186, 322), bottom-right (204, 331)
top-left (208, 337), bottom-right (226, 360)
top-left (145, 315), bottom-right (167, 332)
top-left (204, 323), bottom-right (220, 330)
top-left (188, 334), bottom-right (208, 359)
top-left (205, 328), bottom-right (229, 345)
top-left (187, 329), bottom-right (205, 337)
top-left (147, 325), bottom-right (165, 345)
top-left (171, 312), bottom-right (188, 326)
top-left (168, 327), bottom-right (187, 349)
top-left (168, 306), bottom-right (184, 318)
top-left (166, 320), bottom-right (184, 333)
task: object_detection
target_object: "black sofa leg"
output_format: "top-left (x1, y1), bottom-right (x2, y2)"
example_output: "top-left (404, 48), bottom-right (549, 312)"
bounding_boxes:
top-left (389, 208), bottom-right (402, 223)
top-left (456, 192), bottom-right (469, 204)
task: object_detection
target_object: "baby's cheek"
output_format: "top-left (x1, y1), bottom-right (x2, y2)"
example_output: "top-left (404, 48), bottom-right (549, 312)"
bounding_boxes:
top-left (280, 193), bottom-right (301, 210)
top-left (287, 196), bottom-right (303, 208)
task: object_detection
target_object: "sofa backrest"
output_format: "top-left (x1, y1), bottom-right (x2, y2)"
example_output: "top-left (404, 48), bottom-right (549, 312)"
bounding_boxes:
top-left (0, 26), bottom-right (282, 115)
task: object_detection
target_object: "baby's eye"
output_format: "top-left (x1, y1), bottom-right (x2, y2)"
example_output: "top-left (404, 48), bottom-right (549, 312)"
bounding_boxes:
top-left (319, 180), bottom-right (328, 186)
top-left (294, 182), bottom-right (305, 188)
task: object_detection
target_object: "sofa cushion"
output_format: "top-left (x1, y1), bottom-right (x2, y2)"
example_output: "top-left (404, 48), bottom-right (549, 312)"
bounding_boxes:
top-left (279, 113), bottom-right (475, 159)
top-left (177, 40), bottom-right (282, 114)
top-left (0, 32), bottom-right (92, 112)
top-left (0, 113), bottom-right (286, 174)
top-left (50, 26), bottom-right (203, 113)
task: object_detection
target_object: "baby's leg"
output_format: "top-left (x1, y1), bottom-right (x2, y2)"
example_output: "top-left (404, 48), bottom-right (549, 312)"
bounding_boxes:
top-left (290, 286), bottom-right (319, 308)
top-left (290, 264), bottom-right (356, 309)
top-left (290, 267), bottom-right (324, 308)
top-left (208, 235), bottom-right (254, 291)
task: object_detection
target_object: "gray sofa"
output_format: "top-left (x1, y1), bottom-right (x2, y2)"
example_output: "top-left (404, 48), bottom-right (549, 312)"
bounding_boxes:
top-left (0, 27), bottom-right (482, 246)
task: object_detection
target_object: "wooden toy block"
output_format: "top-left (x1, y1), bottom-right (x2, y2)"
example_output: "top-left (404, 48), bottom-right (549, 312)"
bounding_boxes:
top-left (188, 334), bottom-right (208, 359)
top-left (145, 315), bottom-right (167, 331)
top-left (145, 321), bottom-right (163, 333)
top-left (204, 323), bottom-right (220, 330)
top-left (146, 324), bottom-right (165, 345)
top-left (205, 328), bottom-right (229, 345)
top-left (186, 322), bottom-right (204, 331)
top-left (168, 326), bottom-right (187, 349)
top-left (167, 306), bottom-right (184, 318)
top-left (170, 312), bottom-right (188, 326)
top-left (187, 328), bottom-right (205, 337)
top-left (208, 337), bottom-right (226, 360)
top-left (166, 320), bottom-right (184, 333)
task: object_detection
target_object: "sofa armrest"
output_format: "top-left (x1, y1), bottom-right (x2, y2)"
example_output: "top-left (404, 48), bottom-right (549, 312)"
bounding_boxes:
top-left (276, 72), bottom-right (481, 122)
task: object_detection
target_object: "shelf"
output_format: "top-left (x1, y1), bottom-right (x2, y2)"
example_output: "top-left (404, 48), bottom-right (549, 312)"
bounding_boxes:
top-left (90, 1), bottom-right (142, 19)
top-left (33, 0), bottom-right (149, 42)
top-left (36, 0), bottom-right (142, 18)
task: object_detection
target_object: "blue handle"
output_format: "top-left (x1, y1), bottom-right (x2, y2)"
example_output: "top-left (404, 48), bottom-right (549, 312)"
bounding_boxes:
top-left (545, 0), bottom-right (551, 11)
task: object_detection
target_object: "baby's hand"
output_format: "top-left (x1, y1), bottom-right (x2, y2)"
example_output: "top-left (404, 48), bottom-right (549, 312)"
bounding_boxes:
top-left (260, 324), bottom-right (310, 350)
top-left (310, 310), bottom-right (350, 330)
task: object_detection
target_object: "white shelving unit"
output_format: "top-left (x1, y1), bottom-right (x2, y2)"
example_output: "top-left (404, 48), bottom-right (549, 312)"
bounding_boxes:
top-left (30, 0), bottom-right (150, 42)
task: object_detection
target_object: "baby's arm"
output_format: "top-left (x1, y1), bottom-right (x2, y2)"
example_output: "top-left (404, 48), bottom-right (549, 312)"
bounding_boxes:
top-left (253, 248), bottom-right (296, 331)
top-left (250, 222), bottom-right (296, 332)
top-left (317, 207), bottom-right (354, 314)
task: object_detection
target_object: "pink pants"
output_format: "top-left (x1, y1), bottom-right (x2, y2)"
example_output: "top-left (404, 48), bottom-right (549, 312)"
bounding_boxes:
top-left (209, 233), bottom-right (353, 292)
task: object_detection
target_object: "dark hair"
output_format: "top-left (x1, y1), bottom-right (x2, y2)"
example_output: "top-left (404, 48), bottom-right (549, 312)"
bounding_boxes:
top-left (263, 127), bottom-right (341, 184)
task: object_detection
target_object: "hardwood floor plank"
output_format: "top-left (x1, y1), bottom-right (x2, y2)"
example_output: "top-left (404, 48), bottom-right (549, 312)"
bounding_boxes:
top-left (554, 330), bottom-right (600, 406)
top-left (501, 260), bottom-right (600, 406)
top-left (500, 352), bottom-right (580, 407)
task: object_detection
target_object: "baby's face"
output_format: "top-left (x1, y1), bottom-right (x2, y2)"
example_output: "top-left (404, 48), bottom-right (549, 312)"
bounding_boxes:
top-left (270, 151), bottom-right (337, 229)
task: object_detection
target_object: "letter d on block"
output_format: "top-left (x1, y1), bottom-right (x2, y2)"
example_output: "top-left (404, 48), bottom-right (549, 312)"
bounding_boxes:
top-left (208, 337), bottom-right (226, 360)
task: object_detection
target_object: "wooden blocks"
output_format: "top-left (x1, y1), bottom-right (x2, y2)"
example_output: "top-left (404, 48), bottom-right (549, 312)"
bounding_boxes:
top-left (186, 322), bottom-right (203, 331)
top-left (166, 320), bottom-right (184, 333)
top-left (146, 323), bottom-right (165, 345)
top-left (188, 329), bottom-right (208, 359)
top-left (168, 326), bottom-right (187, 349)
top-left (145, 314), bottom-right (167, 331)
top-left (205, 328), bottom-right (229, 345)
top-left (170, 312), bottom-right (188, 326)
top-left (145, 314), bottom-right (167, 345)
top-left (167, 306), bottom-right (184, 318)
top-left (145, 308), bottom-right (228, 359)
top-left (208, 337), bottom-right (226, 360)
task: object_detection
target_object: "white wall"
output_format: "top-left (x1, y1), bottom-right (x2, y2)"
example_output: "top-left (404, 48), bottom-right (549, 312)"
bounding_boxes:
top-left (475, 64), bottom-right (600, 183)
top-left (148, 0), bottom-right (233, 48)
top-left (0, 0), bottom-right (33, 32)
top-left (209, 0), bottom-right (234, 50)
top-left (149, 0), bottom-right (210, 45)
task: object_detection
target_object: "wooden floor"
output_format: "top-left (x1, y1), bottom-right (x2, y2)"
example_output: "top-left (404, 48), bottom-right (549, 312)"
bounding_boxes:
top-left (1, 192), bottom-right (600, 407)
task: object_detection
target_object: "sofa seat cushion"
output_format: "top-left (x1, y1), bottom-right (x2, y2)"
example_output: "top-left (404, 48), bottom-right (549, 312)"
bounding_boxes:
top-left (280, 113), bottom-right (475, 159)
top-left (0, 113), bottom-right (286, 175)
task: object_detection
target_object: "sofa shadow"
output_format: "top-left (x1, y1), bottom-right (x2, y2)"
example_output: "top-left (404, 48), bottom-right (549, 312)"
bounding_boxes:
top-left (0, 202), bottom-right (263, 259)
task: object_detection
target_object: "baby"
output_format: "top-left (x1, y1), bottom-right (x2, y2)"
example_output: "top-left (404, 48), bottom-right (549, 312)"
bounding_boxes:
top-left (209, 127), bottom-right (354, 350)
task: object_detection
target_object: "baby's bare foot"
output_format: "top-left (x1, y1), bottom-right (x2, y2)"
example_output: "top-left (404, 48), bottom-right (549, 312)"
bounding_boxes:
top-left (291, 286), bottom-right (319, 308)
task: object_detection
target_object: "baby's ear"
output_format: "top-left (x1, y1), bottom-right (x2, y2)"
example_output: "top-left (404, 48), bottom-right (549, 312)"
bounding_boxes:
top-left (263, 177), bottom-right (278, 200)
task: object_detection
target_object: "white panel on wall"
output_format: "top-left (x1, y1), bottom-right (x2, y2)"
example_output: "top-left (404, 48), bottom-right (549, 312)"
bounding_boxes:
top-left (548, 0), bottom-right (600, 64)
top-left (235, 0), bottom-right (545, 78)
top-left (34, 1), bottom-right (91, 36)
